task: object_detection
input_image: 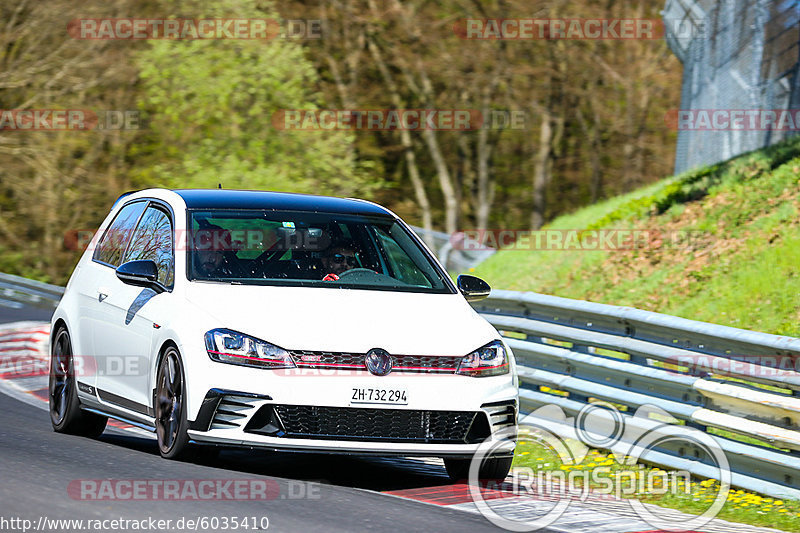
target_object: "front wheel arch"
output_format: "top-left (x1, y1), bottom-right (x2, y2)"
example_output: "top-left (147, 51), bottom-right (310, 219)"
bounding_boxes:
top-left (50, 318), bottom-right (68, 350)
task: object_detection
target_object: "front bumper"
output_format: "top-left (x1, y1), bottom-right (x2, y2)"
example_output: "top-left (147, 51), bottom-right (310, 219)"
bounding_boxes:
top-left (184, 370), bottom-right (517, 456)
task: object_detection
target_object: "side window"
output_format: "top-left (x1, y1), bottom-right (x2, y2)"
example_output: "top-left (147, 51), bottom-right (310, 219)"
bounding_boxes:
top-left (124, 206), bottom-right (174, 287)
top-left (93, 201), bottom-right (147, 267)
top-left (374, 227), bottom-right (431, 287)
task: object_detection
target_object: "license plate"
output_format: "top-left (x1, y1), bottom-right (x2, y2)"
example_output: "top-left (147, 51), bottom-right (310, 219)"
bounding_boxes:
top-left (350, 387), bottom-right (408, 405)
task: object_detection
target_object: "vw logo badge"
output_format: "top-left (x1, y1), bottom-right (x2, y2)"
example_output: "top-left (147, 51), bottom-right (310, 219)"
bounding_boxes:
top-left (365, 348), bottom-right (393, 376)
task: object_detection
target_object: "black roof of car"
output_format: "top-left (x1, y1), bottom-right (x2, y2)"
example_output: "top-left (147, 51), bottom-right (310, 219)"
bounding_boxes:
top-left (170, 189), bottom-right (393, 216)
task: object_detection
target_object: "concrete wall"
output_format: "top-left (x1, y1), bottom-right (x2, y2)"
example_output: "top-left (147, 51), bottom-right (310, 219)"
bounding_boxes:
top-left (664, 0), bottom-right (800, 173)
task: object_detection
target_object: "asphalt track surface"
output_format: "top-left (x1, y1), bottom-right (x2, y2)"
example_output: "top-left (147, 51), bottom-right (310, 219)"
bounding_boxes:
top-left (0, 303), bottom-right (52, 323)
top-left (0, 303), bottom-right (524, 532)
top-left (0, 394), bottom-right (517, 532)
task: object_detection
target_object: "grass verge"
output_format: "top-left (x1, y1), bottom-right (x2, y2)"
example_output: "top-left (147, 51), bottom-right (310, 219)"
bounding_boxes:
top-left (512, 439), bottom-right (800, 531)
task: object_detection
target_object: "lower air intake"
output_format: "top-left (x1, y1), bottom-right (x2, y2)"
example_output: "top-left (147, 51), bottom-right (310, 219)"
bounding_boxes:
top-left (245, 404), bottom-right (490, 444)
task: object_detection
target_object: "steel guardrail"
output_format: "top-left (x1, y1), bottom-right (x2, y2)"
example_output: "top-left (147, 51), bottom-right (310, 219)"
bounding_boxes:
top-left (0, 272), bottom-right (64, 309)
top-left (473, 290), bottom-right (800, 500)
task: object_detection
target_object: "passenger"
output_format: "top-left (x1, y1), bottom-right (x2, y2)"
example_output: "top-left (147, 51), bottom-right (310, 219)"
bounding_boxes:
top-left (195, 247), bottom-right (225, 277)
top-left (192, 225), bottom-right (242, 277)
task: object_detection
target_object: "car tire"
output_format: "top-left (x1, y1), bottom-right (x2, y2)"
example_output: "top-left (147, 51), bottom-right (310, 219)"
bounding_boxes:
top-left (155, 346), bottom-right (190, 459)
top-left (49, 327), bottom-right (107, 437)
top-left (444, 456), bottom-right (513, 481)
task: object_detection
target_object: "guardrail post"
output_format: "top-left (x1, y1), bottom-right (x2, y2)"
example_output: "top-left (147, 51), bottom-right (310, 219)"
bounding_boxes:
top-left (685, 421), bottom-right (707, 432)
top-left (572, 344), bottom-right (591, 355)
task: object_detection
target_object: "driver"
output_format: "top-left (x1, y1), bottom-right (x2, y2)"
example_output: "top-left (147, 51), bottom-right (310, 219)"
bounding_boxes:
top-left (195, 246), bottom-right (225, 277)
top-left (321, 242), bottom-right (358, 281)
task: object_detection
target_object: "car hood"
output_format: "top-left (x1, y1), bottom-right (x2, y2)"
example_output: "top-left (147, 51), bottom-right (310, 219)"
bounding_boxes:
top-left (184, 284), bottom-right (498, 356)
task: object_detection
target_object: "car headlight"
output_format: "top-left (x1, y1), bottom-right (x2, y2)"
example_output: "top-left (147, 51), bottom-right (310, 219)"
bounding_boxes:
top-left (204, 328), bottom-right (296, 369)
top-left (456, 340), bottom-right (509, 377)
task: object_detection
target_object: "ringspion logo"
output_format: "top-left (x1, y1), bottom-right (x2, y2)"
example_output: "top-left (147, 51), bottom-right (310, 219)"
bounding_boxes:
top-left (470, 403), bottom-right (729, 531)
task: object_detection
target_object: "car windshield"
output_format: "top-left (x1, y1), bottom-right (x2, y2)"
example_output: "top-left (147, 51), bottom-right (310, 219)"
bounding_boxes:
top-left (187, 209), bottom-right (453, 293)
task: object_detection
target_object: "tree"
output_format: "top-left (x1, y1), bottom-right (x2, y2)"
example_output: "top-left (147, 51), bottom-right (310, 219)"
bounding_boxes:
top-left (133, 0), bottom-right (378, 197)
top-left (0, 0), bottom-right (144, 282)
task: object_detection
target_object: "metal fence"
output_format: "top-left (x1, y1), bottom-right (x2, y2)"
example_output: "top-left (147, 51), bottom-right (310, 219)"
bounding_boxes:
top-left (0, 272), bottom-right (64, 310)
top-left (2, 271), bottom-right (799, 500)
top-left (474, 289), bottom-right (800, 500)
top-left (664, 0), bottom-right (800, 173)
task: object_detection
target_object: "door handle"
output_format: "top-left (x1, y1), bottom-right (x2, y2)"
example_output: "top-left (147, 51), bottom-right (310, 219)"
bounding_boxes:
top-left (97, 287), bottom-right (111, 302)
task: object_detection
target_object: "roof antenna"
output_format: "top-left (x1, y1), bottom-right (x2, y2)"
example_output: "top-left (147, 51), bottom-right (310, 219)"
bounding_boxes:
top-left (218, 183), bottom-right (223, 189)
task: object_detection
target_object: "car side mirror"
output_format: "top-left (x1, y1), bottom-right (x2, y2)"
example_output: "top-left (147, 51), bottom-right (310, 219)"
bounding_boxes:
top-left (116, 260), bottom-right (166, 294)
top-left (457, 274), bottom-right (490, 302)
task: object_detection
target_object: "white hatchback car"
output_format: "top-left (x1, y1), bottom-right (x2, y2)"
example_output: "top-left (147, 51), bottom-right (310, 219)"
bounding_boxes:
top-left (50, 189), bottom-right (518, 479)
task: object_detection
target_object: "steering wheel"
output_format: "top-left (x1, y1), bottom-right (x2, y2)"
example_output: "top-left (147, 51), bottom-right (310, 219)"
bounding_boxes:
top-left (336, 268), bottom-right (375, 279)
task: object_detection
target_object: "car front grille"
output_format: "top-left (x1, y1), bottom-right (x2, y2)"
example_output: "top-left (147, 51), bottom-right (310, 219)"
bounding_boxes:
top-left (244, 404), bottom-right (490, 444)
top-left (288, 350), bottom-right (460, 373)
